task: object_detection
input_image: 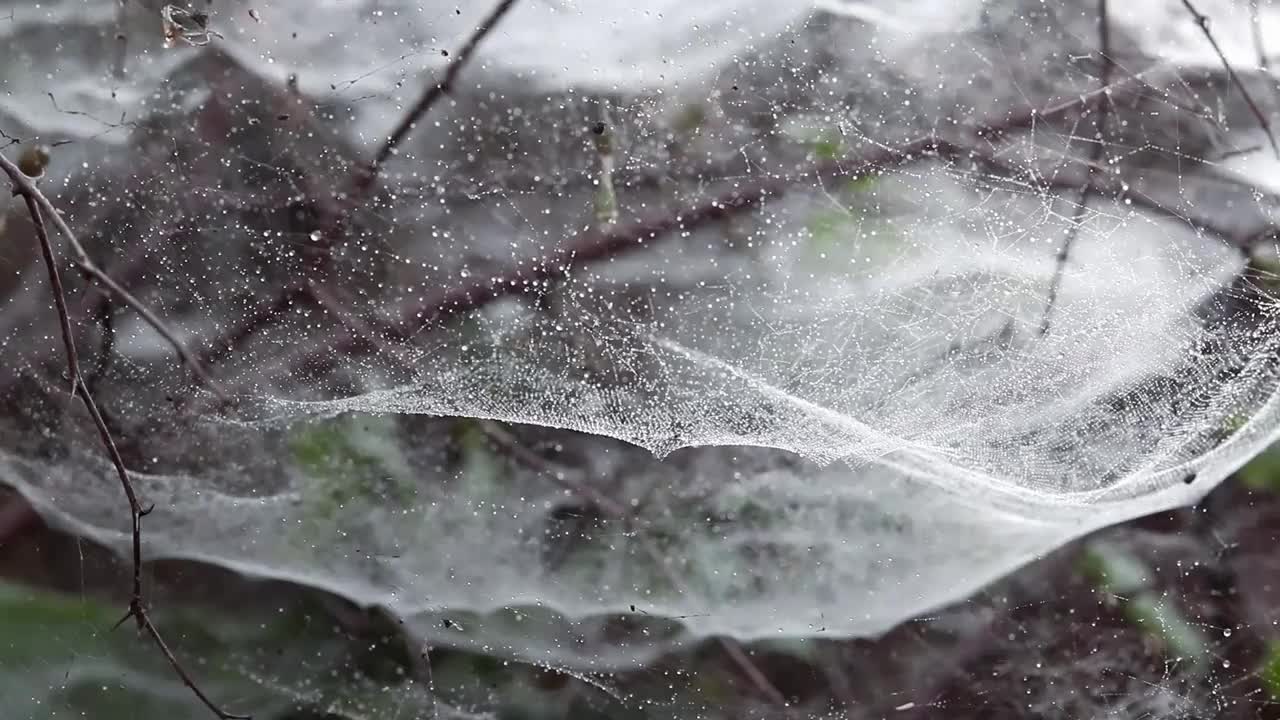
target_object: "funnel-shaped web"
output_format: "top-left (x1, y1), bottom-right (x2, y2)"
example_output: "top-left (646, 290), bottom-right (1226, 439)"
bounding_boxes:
top-left (3, 0), bottom-right (1280, 672)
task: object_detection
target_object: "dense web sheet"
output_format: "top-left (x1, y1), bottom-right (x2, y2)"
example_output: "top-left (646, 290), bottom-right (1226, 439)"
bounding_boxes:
top-left (5, 0), bottom-right (1280, 677)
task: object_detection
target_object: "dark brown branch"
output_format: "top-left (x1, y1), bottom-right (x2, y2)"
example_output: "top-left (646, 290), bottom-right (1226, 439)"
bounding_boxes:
top-left (286, 85), bottom-right (1280, 393)
top-left (226, 64), bottom-right (1178, 382)
top-left (478, 420), bottom-right (789, 707)
top-left (302, 150), bottom-right (1263, 383)
top-left (199, 284), bottom-right (309, 367)
top-left (381, 70), bottom-right (1192, 340)
top-left (85, 292), bottom-right (115, 398)
top-left (201, 0), bottom-right (524, 372)
top-left (0, 153), bottom-right (228, 401)
top-left (3, 154), bottom-right (249, 720)
top-left (369, 0), bottom-right (521, 176)
top-left (1039, 0), bottom-right (1113, 336)
top-left (477, 421), bottom-right (629, 517)
top-left (1181, 0), bottom-right (1280, 158)
top-left (139, 614), bottom-right (252, 720)
top-left (303, 281), bottom-right (419, 374)
top-left (271, 76), bottom-right (1192, 378)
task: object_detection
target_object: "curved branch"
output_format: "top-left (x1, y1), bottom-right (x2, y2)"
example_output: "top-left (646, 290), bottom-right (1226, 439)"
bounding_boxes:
top-left (2, 150), bottom-right (249, 720)
top-left (0, 152), bottom-right (228, 401)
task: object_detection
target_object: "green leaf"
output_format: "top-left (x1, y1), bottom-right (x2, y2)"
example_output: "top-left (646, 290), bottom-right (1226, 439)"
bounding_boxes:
top-left (1080, 540), bottom-right (1151, 595)
top-left (0, 580), bottom-right (440, 720)
top-left (288, 414), bottom-right (418, 520)
top-left (1080, 542), bottom-right (1209, 671)
top-left (1259, 642), bottom-right (1280, 699)
top-left (1238, 445), bottom-right (1280, 492)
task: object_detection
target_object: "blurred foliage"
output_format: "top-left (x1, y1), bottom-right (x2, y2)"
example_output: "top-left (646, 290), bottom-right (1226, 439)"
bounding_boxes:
top-left (1259, 642), bottom-right (1280, 700)
top-left (1237, 445), bottom-right (1280, 493)
top-left (0, 579), bottom-right (439, 719)
top-left (288, 415), bottom-right (418, 519)
top-left (0, 575), bottom-right (679, 720)
top-left (450, 419), bottom-right (505, 501)
top-left (1080, 540), bottom-right (1210, 672)
top-left (803, 172), bottom-right (895, 267)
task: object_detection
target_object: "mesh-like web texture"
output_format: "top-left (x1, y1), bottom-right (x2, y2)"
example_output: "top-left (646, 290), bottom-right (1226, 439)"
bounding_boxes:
top-left (3, 0), bottom-right (1280, 672)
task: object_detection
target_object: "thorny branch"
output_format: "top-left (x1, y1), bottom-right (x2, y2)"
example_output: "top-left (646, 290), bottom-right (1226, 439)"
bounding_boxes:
top-left (1181, 0), bottom-right (1280, 158)
top-left (0, 152), bottom-right (248, 720)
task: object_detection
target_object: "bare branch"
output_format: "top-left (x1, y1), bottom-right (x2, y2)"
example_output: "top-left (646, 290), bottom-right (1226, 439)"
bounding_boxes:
top-left (369, 0), bottom-right (522, 177)
top-left (1039, 0), bottom-right (1113, 336)
top-left (4, 154), bottom-right (249, 720)
top-left (199, 284), bottom-right (309, 367)
top-left (284, 78), bottom-right (1280, 398)
top-left (139, 612), bottom-right (252, 720)
top-left (0, 152), bottom-right (229, 401)
top-left (1181, 0), bottom-right (1280, 158)
top-left (380, 72), bottom-right (1195, 339)
top-left (222, 63), bottom-right (1178, 381)
top-left (201, 0), bottom-right (524, 370)
top-left (476, 421), bottom-right (629, 517)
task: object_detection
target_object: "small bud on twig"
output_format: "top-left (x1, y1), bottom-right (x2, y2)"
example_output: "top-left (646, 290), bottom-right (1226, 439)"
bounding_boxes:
top-left (16, 145), bottom-right (50, 179)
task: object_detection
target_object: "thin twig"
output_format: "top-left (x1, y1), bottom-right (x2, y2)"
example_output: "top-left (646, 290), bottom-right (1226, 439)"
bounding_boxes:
top-left (478, 421), bottom-right (789, 707)
top-left (202, 0), bottom-right (524, 370)
top-left (1250, 0), bottom-right (1280, 115)
top-left (477, 421), bottom-right (629, 517)
top-left (1039, 0), bottom-right (1112, 336)
top-left (1181, 0), bottom-right (1280, 158)
top-left (7, 161), bottom-right (248, 720)
top-left (85, 293), bottom-right (115, 397)
top-left (199, 284), bottom-right (309, 366)
top-left (1251, 0), bottom-right (1273, 79)
top-left (303, 281), bottom-right (419, 374)
top-left (0, 152), bottom-right (228, 401)
top-left (369, 0), bottom-right (521, 176)
top-left (289, 139), bottom-right (1269, 388)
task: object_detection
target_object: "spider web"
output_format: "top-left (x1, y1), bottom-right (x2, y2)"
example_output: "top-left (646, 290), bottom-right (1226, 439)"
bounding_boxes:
top-left (4, 0), bottom-right (1280, 695)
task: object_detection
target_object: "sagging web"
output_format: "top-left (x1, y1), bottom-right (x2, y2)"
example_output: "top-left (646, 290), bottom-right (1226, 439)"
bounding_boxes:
top-left (5, 0), bottom-right (1280, 716)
